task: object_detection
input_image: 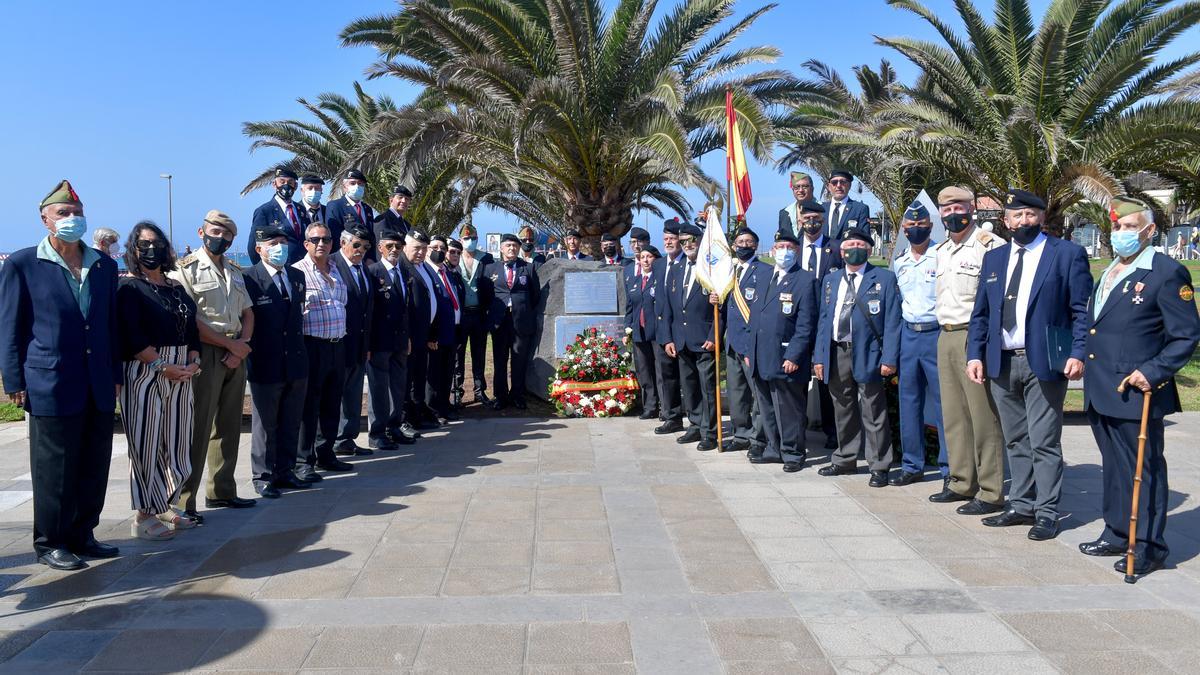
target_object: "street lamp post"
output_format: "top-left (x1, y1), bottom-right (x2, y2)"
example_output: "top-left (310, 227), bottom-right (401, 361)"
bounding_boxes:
top-left (159, 174), bottom-right (174, 244)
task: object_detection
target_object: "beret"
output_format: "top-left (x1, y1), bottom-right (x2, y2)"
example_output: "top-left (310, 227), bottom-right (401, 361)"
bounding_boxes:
top-left (644, 245), bottom-right (662, 258)
top-left (501, 233), bottom-right (521, 244)
top-left (628, 226), bottom-right (650, 241)
top-left (405, 230), bottom-right (430, 244)
top-left (1004, 189), bottom-right (1047, 211)
top-left (678, 223), bottom-right (703, 238)
top-left (601, 233), bottom-right (618, 242)
top-left (830, 169), bottom-right (854, 181)
top-left (300, 175), bottom-right (324, 185)
top-left (565, 229), bottom-right (581, 238)
top-left (733, 227), bottom-right (759, 242)
top-left (448, 238), bottom-right (463, 251)
top-left (1109, 196), bottom-right (1150, 221)
top-left (799, 199), bottom-right (825, 214)
top-left (255, 225), bottom-right (289, 242)
top-left (378, 229), bottom-right (404, 242)
top-left (662, 218), bottom-right (681, 235)
top-left (936, 185), bottom-right (974, 205)
top-left (346, 225), bottom-right (372, 241)
top-left (203, 209), bottom-right (238, 236)
top-left (774, 231), bottom-right (800, 245)
top-left (275, 168), bottom-right (298, 180)
top-left (345, 168), bottom-right (367, 182)
top-left (843, 226), bottom-right (875, 247)
top-left (393, 184), bottom-right (413, 197)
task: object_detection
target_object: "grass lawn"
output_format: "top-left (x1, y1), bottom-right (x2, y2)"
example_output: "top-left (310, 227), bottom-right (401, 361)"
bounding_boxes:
top-left (0, 402), bottom-right (23, 423)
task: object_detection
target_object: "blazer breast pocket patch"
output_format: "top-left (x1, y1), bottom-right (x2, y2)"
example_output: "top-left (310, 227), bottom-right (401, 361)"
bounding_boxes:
top-left (868, 300), bottom-right (881, 315)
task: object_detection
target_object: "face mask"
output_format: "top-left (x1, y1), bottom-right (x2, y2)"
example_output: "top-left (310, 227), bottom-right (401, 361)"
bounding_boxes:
top-left (204, 233), bottom-right (232, 256)
top-left (602, 246), bottom-right (617, 257)
top-left (803, 223), bottom-right (823, 237)
top-left (302, 189), bottom-right (322, 206)
top-left (1111, 226), bottom-right (1149, 258)
top-left (108, 243), bottom-right (120, 256)
top-left (905, 226), bottom-right (932, 245)
top-left (463, 238), bottom-right (478, 252)
top-left (521, 242), bottom-right (535, 253)
top-left (346, 184), bottom-right (365, 201)
top-left (277, 184), bottom-right (296, 202)
top-left (944, 213), bottom-right (971, 234)
top-left (843, 247), bottom-right (869, 266)
top-left (139, 248), bottom-right (163, 271)
top-left (265, 243), bottom-right (289, 266)
top-left (774, 248), bottom-right (796, 268)
top-left (735, 246), bottom-right (756, 262)
top-left (1011, 223), bottom-right (1041, 246)
top-left (428, 249), bottom-right (446, 264)
top-left (52, 215), bottom-right (87, 243)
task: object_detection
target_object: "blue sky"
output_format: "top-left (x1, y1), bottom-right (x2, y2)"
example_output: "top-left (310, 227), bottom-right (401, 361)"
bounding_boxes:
top-left (2, 0), bottom-right (1196, 252)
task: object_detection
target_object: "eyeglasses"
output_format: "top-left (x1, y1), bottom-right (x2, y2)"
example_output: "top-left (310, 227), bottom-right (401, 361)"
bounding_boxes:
top-left (307, 236), bottom-right (332, 244)
top-left (349, 241), bottom-right (369, 250)
top-left (381, 243), bottom-right (402, 251)
top-left (678, 237), bottom-right (697, 245)
top-left (135, 240), bottom-right (169, 250)
top-left (828, 179), bottom-right (850, 186)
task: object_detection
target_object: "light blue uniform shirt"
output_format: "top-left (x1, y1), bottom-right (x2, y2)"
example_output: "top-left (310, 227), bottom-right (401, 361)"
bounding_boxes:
top-left (894, 245), bottom-right (938, 324)
top-left (1094, 245), bottom-right (1155, 318)
top-left (36, 236), bottom-right (101, 316)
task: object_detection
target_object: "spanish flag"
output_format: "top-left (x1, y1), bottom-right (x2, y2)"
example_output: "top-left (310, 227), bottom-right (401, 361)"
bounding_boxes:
top-left (725, 88), bottom-right (752, 219)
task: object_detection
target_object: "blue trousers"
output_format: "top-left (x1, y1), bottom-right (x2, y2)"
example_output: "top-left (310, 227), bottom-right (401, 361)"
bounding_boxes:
top-left (898, 324), bottom-right (947, 476)
top-left (1088, 407), bottom-right (1169, 562)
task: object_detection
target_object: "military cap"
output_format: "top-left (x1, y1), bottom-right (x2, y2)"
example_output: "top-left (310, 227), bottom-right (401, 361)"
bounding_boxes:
top-left (40, 179), bottom-right (82, 209)
top-left (601, 233), bottom-right (618, 243)
top-left (936, 185), bottom-right (974, 205)
top-left (903, 200), bottom-right (930, 222)
top-left (448, 238), bottom-right (463, 251)
top-left (275, 168), bottom-right (298, 180)
top-left (255, 225), bottom-right (289, 242)
top-left (775, 231), bottom-right (800, 246)
top-left (789, 171), bottom-right (812, 187)
top-left (628, 226), bottom-right (650, 242)
top-left (203, 209), bottom-right (238, 236)
top-left (830, 169), bottom-right (854, 182)
top-left (799, 199), bottom-right (825, 214)
top-left (501, 233), bottom-right (521, 245)
top-left (459, 223), bottom-right (478, 238)
top-left (678, 223), bottom-right (703, 239)
top-left (1109, 196), bottom-right (1151, 221)
top-left (405, 230), bottom-right (430, 244)
top-left (300, 175), bottom-right (323, 186)
top-left (644, 245), bottom-right (662, 258)
top-left (733, 227), bottom-right (759, 243)
top-left (843, 226), bottom-right (874, 247)
top-left (378, 229), bottom-right (404, 243)
top-left (393, 184), bottom-right (413, 197)
top-left (1004, 189), bottom-right (1046, 211)
top-left (346, 225), bottom-right (372, 241)
top-left (565, 229), bottom-right (581, 238)
top-left (518, 225), bottom-right (535, 239)
top-left (345, 169), bottom-right (367, 182)
top-left (662, 218), bottom-right (681, 235)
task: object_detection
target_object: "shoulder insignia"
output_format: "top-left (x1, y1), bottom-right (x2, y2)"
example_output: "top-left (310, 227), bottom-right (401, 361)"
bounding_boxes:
top-left (976, 231), bottom-right (994, 245)
top-left (1182, 285), bottom-right (1195, 303)
top-left (227, 260), bottom-right (242, 271)
top-left (179, 253), bottom-right (197, 266)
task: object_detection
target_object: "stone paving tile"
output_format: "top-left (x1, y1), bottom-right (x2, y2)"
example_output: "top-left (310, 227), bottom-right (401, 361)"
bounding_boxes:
top-left (532, 564), bottom-right (620, 595)
top-left (525, 621), bottom-right (634, 665)
top-left (255, 569), bottom-right (357, 600)
top-left (303, 625), bottom-right (424, 669)
top-left (998, 611), bottom-right (1136, 652)
top-left (804, 616), bottom-right (928, 658)
top-left (347, 568), bottom-right (445, 597)
top-left (83, 627), bottom-right (223, 671)
top-left (1043, 650), bottom-right (1177, 674)
top-left (442, 566), bottom-right (531, 596)
top-left (1092, 608), bottom-right (1200, 650)
top-left (936, 652), bottom-right (1059, 674)
top-left (414, 623), bottom-right (527, 667)
top-left (722, 658), bottom-right (835, 674)
top-left (900, 613), bottom-right (1030, 654)
top-left (832, 655), bottom-right (946, 674)
top-left (705, 617), bottom-right (822, 661)
top-left (196, 626), bottom-right (323, 671)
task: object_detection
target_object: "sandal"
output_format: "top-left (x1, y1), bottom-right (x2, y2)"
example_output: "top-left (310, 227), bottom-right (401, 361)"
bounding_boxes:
top-left (133, 517), bottom-right (175, 541)
top-left (157, 508), bottom-right (199, 530)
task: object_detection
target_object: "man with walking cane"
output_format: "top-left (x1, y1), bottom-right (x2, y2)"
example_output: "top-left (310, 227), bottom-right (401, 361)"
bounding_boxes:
top-left (1079, 197), bottom-right (1199, 579)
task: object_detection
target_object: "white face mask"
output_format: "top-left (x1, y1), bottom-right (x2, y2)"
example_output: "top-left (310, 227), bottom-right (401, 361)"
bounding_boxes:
top-left (108, 243), bottom-right (120, 256)
top-left (302, 189), bottom-right (322, 206)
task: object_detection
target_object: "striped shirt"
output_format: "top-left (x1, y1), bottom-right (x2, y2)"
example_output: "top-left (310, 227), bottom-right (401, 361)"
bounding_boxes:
top-left (292, 255), bottom-right (348, 339)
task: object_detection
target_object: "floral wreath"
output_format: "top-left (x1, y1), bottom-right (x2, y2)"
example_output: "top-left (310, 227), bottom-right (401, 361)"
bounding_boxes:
top-left (548, 327), bottom-right (639, 418)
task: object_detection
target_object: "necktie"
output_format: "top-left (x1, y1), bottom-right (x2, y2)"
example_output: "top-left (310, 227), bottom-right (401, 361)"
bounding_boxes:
top-left (837, 273), bottom-right (856, 340)
top-left (683, 261), bottom-right (694, 298)
top-left (807, 244), bottom-right (817, 272)
top-left (1002, 248), bottom-right (1025, 333)
top-left (353, 264), bottom-right (366, 296)
top-left (506, 263), bottom-right (515, 288)
top-left (736, 264), bottom-right (745, 283)
top-left (830, 204), bottom-right (841, 237)
top-left (640, 273), bottom-right (650, 327)
top-left (286, 204), bottom-right (300, 236)
top-left (276, 272), bottom-right (289, 302)
top-left (440, 267), bottom-right (459, 311)
top-left (390, 267), bottom-right (406, 300)
top-left (354, 202), bottom-right (363, 224)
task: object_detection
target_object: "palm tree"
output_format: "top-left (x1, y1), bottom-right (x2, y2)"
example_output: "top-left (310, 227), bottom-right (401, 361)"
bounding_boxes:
top-left (339, 0), bottom-right (800, 251)
top-left (864, 0), bottom-right (1200, 226)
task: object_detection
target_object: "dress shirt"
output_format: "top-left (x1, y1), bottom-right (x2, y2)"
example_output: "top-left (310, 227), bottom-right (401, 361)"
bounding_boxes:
top-left (415, 262), bottom-right (438, 323)
top-left (835, 267), bottom-right (864, 342)
top-left (292, 256), bottom-right (347, 339)
top-left (1001, 233), bottom-right (1048, 350)
top-left (801, 235), bottom-right (825, 274)
top-left (894, 246), bottom-right (938, 324)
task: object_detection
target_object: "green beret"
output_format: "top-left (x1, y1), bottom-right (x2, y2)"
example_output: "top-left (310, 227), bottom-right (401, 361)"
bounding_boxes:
top-left (1109, 196), bottom-right (1150, 221)
top-left (40, 179), bottom-right (82, 209)
top-left (789, 171), bottom-right (812, 187)
top-left (459, 223), bottom-right (478, 238)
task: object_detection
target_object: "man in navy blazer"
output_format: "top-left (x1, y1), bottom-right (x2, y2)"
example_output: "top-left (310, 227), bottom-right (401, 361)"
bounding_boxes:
top-left (777, 171), bottom-right (815, 239)
top-left (813, 227), bottom-right (901, 487)
top-left (795, 199), bottom-right (842, 449)
top-left (822, 170), bottom-right (871, 242)
top-left (325, 169), bottom-right (376, 254)
top-left (1078, 197), bottom-right (1199, 577)
top-left (298, 175), bottom-right (327, 230)
top-left (666, 223), bottom-right (722, 451)
top-left (562, 230), bottom-right (592, 261)
top-left (365, 230), bottom-right (415, 449)
top-left (0, 180), bottom-right (122, 570)
top-left (720, 227), bottom-right (768, 454)
top-left (484, 234), bottom-right (541, 409)
top-left (331, 226), bottom-right (376, 456)
top-left (652, 220), bottom-right (686, 433)
top-left (402, 231), bottom-right (442, 427)
top-left (371, 184), bottom-right (414, 264)
top-left (247, 168), bottom-right (306, 265)
top-left (967, 189), bottom-right (1092, 541)
top-left (624, 243), bottom-right (660, 419)
top-left (747, 232), bottom-right (818, 472)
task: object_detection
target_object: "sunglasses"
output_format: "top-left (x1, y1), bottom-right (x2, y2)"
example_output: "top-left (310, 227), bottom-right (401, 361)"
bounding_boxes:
top-left (381, 243), bottom-right (402, 251)
top-left (349, 241), bottom-right (369, 250)
top-left (828, 179), bottom-right (850, 186)
top-left (678, 237), bottom-right (697, 245)
top-left (135, 240), bottom-right (168, 250)
top-left (307, 236), bottom-right (332, 244)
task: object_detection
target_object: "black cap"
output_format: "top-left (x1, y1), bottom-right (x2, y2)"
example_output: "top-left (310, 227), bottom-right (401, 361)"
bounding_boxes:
top-left (565, 229), bottom-right (581, 238)
top-left (275, 168), bottom-right (298, 180)
top-left (501, 233), bottom-right (521, 245)
top-left (378, 229), bottom-right (404, 243)
top-left (431, 234), bottom-right (448, 245)
top-left (678, 223), bottom-right (703, 238)
top-left (448, 238), bottom-right (463, 251)
top-left (255, 225), bottom-right (289, 242)
top-left (346, 226), bottom-right (372, 241)
top-left (830, 169), bottom-right (853, 181)
top-left (644, 245), bottom-right (662, 258)
top-left (1004, 189), bottom-right (1047, 211)
top-left (774, 231), bottom-right (800, 246)
top-left (601, 233), bottom-right (617, 243)
top-left (406, 230), bottom-right (430, 244)
top-left (345, 169), bottom-right (367, 182)
top-left (843, 226), bottom-right (875, 247)
top-left (300, 175), bottom-right (323, 186)
top-left (393, 184), bottom-right (413, 197)
top-left (628, 227), bottom-right (650, 242)
top-left (799, 199), bottom-right (826, 214)
top-left (733, 227), bottom-right (759, 243)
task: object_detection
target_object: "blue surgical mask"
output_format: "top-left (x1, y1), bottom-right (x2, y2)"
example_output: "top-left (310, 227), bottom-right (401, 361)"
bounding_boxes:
top-left (1111, 226), bottom-right (1148, 258)
top-left (53, 215), bottom-right (87, 243)
top-left (463, 238), bottom-right (478, 252)
top-left (303, 189), bottom-right (322, 206)
top-left (774, 248), bottom-right (796, 269)
top-left (265, 242), bottom-right (289, 266)
top-left (347, 184), bottom-right (365, 201)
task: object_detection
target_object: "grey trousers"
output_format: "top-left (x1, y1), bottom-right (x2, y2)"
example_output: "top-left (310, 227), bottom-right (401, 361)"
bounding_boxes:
top-left (726, 349), bottom-right (764, 448)
top-left (249, 378), bottom-right (306, 485)
top-left (336, 360), bottom-right (367, 451)
top-left (828, 342), bottom-right (892, 471)
top-left (989, 351), bottom-right (1067, 520)
top-left (678, 348), bottom-right (718, 441)
top-left (366, 351), bottom-right (408, 444)
top-left (751, 375), bottom-right (808, 463)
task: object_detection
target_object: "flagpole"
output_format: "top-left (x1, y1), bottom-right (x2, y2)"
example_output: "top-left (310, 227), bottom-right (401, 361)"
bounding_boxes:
top-left (711, 214), bottom-right (725, 453)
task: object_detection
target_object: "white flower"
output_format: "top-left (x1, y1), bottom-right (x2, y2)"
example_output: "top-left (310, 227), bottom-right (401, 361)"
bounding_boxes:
top-left (625, 327), bottom-right (632, 334)
top-left (609, 388), bottom-right (618, 395)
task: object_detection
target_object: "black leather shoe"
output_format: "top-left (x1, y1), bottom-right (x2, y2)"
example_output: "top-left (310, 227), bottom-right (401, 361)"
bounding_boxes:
top-left (38, 549), bottom-right (85, 571)
top-left (1027, 517), bottom-right (1060, 541)
top-left (869, 471), bottom-right (889, 488)
top-left (929, 483), bottom-right (972, 503)
top-left (474, 392), bottom-right (491, 405)
top-left (655, 420), bottom-right (683, 434)
top-left (722, 438), bottom-right (750, 452)
top-left (183, 510), bottom-right (204, 524)
top-left (491, 398), bottom-right (508, 411)
top-left (274, 472), bottom-right (315, 490)
top-left (889, 470), bottom-right (923, 486)
top-left (1114, 556), bottom-right (1164, 576)
top-left (818, 463), bottom-right (856, 477)
top-left (335, 444), bottom-right (367, 457)
top-left (75, 539), bottom-right (119, 559)
top-left (317, 459), bottom-right (354, 472)
top-left (369, 440), bottom-right (398, 451)
top-left (823, 437), bottom-right (838, 450)
top-left (1079, 539), bottom-right (1125, 557)
top-left (638, 409), bottom-right (658, 420)
top-left (255, 484), bottom-right (281, 499)
top-left (676, 428), bottom-right (702, 444)
top-left (416, 419), bottom-right (439, 430)
top-left (696, 439), bottom-right (717, 451)
top-left (512, 399), bottom-right (528, 410)
top-left (294, 466), bottom-right (323, 482)
top-left (981, 509), bottom-right (1035, 528)
top-left (747, 454), bottom-right (767, 464)
top-left (782, 461), bottom-right (804, 473)
top-left (206, 496), bottom-right (257, 509)
top-left (956, 499), bottom-right (1004, 516)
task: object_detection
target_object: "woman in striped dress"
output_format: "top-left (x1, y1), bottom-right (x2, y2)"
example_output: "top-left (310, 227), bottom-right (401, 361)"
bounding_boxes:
top-left (117, 221), bottom-right (202, 540)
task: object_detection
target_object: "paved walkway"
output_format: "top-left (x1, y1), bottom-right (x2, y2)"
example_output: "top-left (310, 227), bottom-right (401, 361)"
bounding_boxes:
top-left (0, 411), bottom-right (1198, 673)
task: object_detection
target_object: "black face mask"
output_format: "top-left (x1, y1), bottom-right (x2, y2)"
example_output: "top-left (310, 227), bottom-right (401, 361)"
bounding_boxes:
top-left (1011, 223), bottom-right (1041, 246)
top-left (428, 249), bottom-right (446, 264)
top-left (905, 226), bottom-right (932, 245)
top-left (139, 249), bottom-right (163, 271)
top-left (735, 246), bottom-right (756, 261)
top-left (277, 184), bottom-right (296, 202)
top-left (803, 223), bottom-right (824, 237)
top-left (204, 234), bottom-right (232, 256)
top-left (521, 242), bottom-right (535, 253)
top-left (944, 214), bottom-right (971, 234)
top-left (602, 246), bottom-right (617, 257)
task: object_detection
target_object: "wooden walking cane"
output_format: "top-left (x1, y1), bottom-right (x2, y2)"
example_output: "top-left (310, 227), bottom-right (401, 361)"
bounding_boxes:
top-left (1117, 374), bottom-right (1153, 584)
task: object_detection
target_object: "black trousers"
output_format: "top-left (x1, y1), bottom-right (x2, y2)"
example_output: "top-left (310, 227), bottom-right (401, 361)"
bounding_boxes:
top-left (407, 338), bottom-right (434, 422)
top-left (367, 350), bottom-right (407, 443)
top-left (653, 342), bottom-right (682, 421)
top-left (1088, 407), bottom-right (1170, 562)
top-left (429, 334), bottom-right (457, 415)
top-left (300, 337), bottom-right (345, 466)
top-left (816, 379), bottom-right (837, 439)
top-left (678, 348), bottom-right (717, 441)
top-left (249, 378), bottom-right (306, 486)
top-left (632, 340), bottom-right (659, 414)
top-left (455, 307), bottom-right (489, 397)
top-left (751, 375), bottom-right (808, 463)
top-left (491, 315), bottom-right (532, 402)
top-left (28, 400), bottom-right (113, 554)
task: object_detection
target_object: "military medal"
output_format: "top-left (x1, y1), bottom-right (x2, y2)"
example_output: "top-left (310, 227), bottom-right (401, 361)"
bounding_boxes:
top-left (868, 299), bottom-right (881, 314)
top-left (1132, 281), bottom-right (1145, 304)
top-left (745, 287), bottom-right (755, 301)
top-left (780, 292), bottom-right (793, 315)
top-left (1122, 280), bottom-right (1131, 294)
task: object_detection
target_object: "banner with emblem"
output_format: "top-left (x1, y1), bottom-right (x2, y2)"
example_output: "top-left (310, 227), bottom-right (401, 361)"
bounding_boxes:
top-left (694, 205), bottom-right (736, 301)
